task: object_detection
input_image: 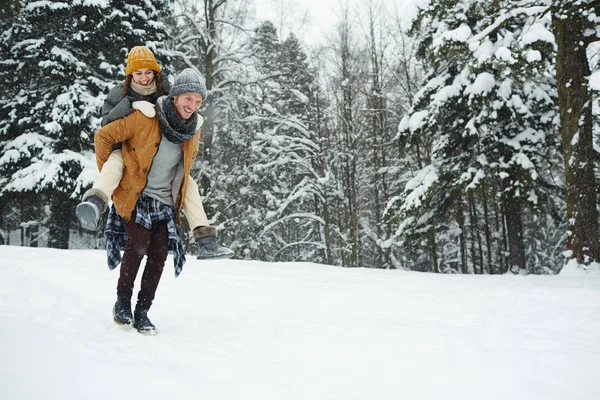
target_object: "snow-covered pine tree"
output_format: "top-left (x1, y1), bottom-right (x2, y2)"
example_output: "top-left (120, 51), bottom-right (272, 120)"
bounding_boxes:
top-left (222, 20), bottom-right (285, 260)
top-left (279, 36), bottom-right (339, 265)
top-left (378, 12), bottom-right (428, 271)
top-left (0, 0), bottom-right (171, 248)
top-left (230, 22), bottom-right (317, 261)
top-left (253, 33), bottom-right (337, 263)
top-left (396, 0), bottom-right (558, 274)
top-left (0, 0), bottom-right (27, 245)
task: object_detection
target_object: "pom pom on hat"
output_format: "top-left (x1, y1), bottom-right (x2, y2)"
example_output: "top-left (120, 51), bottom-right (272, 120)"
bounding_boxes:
top-left (170, 68), bottom-right (208, 98)
top-left (126, 46), bottom-right (161, 76)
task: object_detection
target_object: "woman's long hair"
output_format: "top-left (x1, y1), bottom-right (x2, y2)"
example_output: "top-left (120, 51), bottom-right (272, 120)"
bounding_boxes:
top-left (122, 71), bottom-right (169, 97)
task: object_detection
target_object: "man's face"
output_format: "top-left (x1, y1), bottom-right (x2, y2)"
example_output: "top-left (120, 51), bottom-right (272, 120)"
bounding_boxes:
top-left (173, 93), bottom-right (203, 120)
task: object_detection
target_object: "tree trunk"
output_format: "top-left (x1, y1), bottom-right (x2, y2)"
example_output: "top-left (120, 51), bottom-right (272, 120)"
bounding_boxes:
top-left (367, 5), bottom-right (392, 268)
top-left (553, 11), bottom-right (600, 264)
top-left (319, 194), bottom-right (334, 265)
top-left (502, 193), bottom-right (526, 273)
top-left (338, 10), bottom-right (361, 267)
top-left (468, 191), bottom-right (479, 274)
top-left (481, 181), bottom-right (493, 274)
top-left (493, 177), bottom-right (509, 274)
top-left (456, 195), bottom-right (468, 274)
top-left (48, 193), bottom-right (73, 249)
top-left (430, 223), bottom-right (439, 273)
top-left (314, 92), bottom-right (334, 266)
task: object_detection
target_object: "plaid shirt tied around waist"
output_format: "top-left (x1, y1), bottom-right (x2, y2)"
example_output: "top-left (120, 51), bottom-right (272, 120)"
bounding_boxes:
top-left (104, 193), bottom-right (186, 277)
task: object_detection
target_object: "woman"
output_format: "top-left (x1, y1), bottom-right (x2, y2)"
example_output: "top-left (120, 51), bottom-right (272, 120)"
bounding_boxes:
top-left (76, 46), bottom-right (232, 260)
top-left (102, 45), bottom-right (170, 126)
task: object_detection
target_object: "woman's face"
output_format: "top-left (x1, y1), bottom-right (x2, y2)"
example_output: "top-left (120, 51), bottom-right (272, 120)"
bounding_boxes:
top-left (173, 93), bottom-right (203, 120)
top-left (131, 68), bottom-right (155, 86)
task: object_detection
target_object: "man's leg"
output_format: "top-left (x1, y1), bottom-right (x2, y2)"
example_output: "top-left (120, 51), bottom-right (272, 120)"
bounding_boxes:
top-left (113, 216), bottom-right (151, 327)
top-left (117, 218), bottom-right (151, 299)
top-left (136, 221), bottom-right (169, 311)
top-left (134, 221), bottom-right (169, 335)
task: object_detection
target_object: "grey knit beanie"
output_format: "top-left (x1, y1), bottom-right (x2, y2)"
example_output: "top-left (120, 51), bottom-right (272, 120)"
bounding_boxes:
top-left (170, 68), bottom-right (208, 98)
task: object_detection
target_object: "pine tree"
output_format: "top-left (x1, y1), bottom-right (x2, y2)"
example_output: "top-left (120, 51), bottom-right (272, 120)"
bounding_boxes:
top-left (255, 33), bottom-right (334, 262)
top-left (0, 0), bottom-right (171, 248)
top-left (397, 0), bottom-right (558, 273)
top-left (453, 0), bottom-right (600, 268)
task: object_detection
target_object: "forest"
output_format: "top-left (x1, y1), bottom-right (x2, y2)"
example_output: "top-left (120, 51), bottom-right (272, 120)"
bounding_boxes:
top-left (0, 0), bottom-right (599, 274)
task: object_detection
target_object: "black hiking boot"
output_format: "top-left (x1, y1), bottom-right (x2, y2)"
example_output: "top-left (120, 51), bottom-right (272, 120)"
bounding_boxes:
top-left (76, 194), bottom-right (105, 231)
top-left (133, 308), bottom-right (157, 336)
top-left (112, 296), bottom-right (133, 327)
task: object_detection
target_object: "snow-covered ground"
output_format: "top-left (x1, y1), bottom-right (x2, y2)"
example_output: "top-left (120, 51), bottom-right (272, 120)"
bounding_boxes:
top-left (1, 245), bottom-right (599, 400)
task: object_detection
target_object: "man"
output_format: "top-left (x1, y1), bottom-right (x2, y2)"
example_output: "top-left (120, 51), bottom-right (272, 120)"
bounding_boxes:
top-left (76, 47), bottom-right (230, 260)
top-left (94, 68), bottom-right (231, 335)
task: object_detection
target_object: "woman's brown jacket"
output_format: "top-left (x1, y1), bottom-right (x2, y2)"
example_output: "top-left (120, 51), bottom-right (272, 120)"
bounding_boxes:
top-left (94, 110), bottom-right (200, 224)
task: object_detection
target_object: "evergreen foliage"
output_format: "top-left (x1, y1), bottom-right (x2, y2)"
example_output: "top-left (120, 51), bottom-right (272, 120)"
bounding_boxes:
top-left (1, 0), bottom-right (597, 274)
top-left (395, 0), bottom-right (561, 273)
top-left (0, 0), bottom-right (171, 248)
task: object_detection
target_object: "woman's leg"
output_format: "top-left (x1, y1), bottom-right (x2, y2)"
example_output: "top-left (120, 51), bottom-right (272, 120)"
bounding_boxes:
top-left (183, 175), bottom-right (209, 230)
top-left (77, 150), bottom-right (124, 230)
top-left (93, 149), bottom-right (124, 200)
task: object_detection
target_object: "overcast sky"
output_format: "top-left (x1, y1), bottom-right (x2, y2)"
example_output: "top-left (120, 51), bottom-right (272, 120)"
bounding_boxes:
top-left (252, 0), bottom-right (424, 47)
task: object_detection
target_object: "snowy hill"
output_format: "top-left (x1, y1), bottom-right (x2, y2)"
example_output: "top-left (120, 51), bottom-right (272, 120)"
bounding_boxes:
top-left (1, 245), bottom-right (599, 400)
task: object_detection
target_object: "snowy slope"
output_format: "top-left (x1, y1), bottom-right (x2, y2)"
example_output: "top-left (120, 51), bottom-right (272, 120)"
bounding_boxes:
top-left (1, 245), bottom-right (599, 400)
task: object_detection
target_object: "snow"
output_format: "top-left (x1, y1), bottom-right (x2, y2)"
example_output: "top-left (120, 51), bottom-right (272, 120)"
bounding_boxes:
top-left (511, 152), bottom-right (538, 179)
top-left (561, 258), bottom-right (600, 276)
top-left (521, 23), bottom-right (556, 46)
top-left (290, 88), bottom-right (309, 104)
top-left (432, 75), bottom-right (465, 105)
top-left (590, 70), bottom-right (600, 91)
top-left (468, 6), bottom-right (552, 44)
top-left (402, 164), bottom-right (439, 210)
top-left (494, 46), bottom-right (515, 64)
top-left (80, 0), bottom-right (110, 7)
top-left (471, 39), bottom-right (494, 62)
top-left (498, 78), bottom-right (512, 99)
top-left (465, 72), bottom-right (496, 95)
top-left (526, 49), bottom-right (542, 63)
top-left (25, 1), bottom-right (69, 12)
top-left (1, 246), bottom-right (600, 399)
top-left (432, 23), bottom-right (472, 50)
top-left (407, 110), bottom-right (429, 132)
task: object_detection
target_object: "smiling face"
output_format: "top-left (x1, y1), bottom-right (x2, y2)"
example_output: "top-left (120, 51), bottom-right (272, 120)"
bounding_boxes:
top-left (173, 92), bottom-right (203, 120)
top-left (131, 68), bottom-right (155, 86)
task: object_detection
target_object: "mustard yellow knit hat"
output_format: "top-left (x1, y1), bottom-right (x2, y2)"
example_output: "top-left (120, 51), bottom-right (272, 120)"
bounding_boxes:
top-left (125, 46), bottom-right (161, 76)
